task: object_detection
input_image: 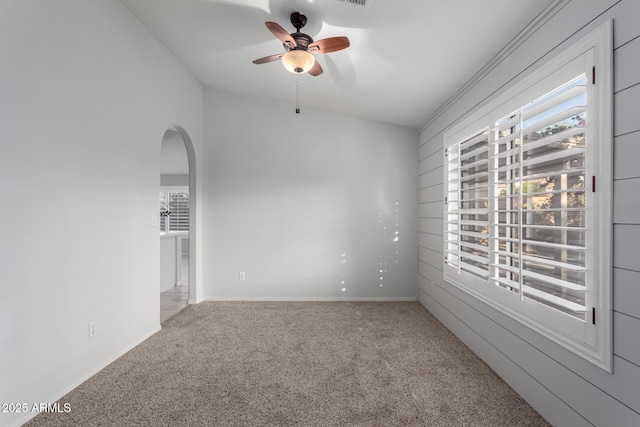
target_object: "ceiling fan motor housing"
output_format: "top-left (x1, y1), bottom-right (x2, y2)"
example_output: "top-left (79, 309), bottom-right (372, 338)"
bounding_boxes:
top-left (284, 11), bottom-right (314, 58)
top-left (284, 32), bottom-right (313, 52)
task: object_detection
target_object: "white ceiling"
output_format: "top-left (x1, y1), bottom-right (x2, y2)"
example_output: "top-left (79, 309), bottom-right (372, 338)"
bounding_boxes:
top-left (122, 0), bottom-right (555, 128)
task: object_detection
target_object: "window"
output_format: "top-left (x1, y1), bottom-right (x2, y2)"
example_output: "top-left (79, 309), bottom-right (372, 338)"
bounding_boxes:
top-left (445, 129), bottom-right (490, 280)
top-left (443, 22), bottom-right (612, 371)
top-left (159, 187), bottom-right (189, 232)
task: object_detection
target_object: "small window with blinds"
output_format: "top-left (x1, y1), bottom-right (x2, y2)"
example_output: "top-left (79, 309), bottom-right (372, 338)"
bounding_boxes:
top-left (159, 188), bottom-right (189, 232)
top-left (168, 191), bottom-right (189, 231)
top-left (442, 22), bottom-right (612, 372)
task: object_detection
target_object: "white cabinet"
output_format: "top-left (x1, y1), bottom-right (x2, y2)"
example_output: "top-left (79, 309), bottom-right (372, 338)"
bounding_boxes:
top-left (160, 231), bottom-right (188, 292)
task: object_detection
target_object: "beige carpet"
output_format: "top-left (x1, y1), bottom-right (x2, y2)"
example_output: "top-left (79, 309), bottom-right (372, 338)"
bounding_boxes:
top-left (28, 302), bottom-right (549, 426)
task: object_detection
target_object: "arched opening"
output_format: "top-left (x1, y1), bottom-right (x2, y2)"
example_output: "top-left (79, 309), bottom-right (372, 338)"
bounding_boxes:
top-left (159, 126), bottom-right (197, 322)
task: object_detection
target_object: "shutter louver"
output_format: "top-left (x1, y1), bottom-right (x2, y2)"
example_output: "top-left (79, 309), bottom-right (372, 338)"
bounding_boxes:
top-left (168, 191), bottom-right (189, 231)
top-left (446, 130), bottom-right (490, 278)
top-left (160, 191), bottom-right (168, 232)
top-left (490, 75), bottom-right (587, 320)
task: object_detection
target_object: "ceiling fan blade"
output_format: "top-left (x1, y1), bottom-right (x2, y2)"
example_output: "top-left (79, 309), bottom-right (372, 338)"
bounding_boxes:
top-left (309, 36), bottom-right (350, 54)
top-left (252, 53), bottom-right (284, 64)
top-left (308, 59), bottom-right (323, 76)
top-left (265, 22), bottom-right (296, 47)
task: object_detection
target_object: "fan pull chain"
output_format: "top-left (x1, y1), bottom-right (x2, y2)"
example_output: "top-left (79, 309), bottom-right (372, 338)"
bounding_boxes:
top-left (295, 75), bottom-right (301, 114)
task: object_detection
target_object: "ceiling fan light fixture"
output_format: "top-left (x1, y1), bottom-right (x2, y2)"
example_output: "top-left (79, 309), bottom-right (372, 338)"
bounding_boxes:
top-left (282, 50), bottom-right (315, 74)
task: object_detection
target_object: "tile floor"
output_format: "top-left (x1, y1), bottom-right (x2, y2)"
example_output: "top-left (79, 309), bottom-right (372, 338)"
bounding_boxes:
top-left (160, 254), bottom-right (189, 323)
top-left (160, 284), bottom-right (189, 323)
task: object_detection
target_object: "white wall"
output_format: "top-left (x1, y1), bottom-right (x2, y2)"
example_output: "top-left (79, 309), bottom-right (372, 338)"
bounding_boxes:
top-left (203, 89), bottom-right (418, 300)
top-left (0, 2), bottom-right (203, 426)
top-left (160, 174), bottom-right (189, 186)
top-left (417, 1), bottom-right (640, 425)
top-left (161, 129), bottom-right (189, 175)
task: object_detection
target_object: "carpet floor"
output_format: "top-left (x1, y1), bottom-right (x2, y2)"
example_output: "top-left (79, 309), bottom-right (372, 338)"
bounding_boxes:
top-left (27, 301), bottom-right (549, 426)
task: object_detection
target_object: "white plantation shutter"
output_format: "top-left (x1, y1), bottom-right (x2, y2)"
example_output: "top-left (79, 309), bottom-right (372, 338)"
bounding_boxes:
top-left (442, 22), bottom-right (612, 371)
top-left (159, 188), bottom-right (189, 232)
top-left (168, 191), bottom-right (189, 231)
top-left (490, 75), bottom-right (587, 320)
top-left (160, 191), bottom-right (168, 231)
top-left (445, 130), bottom-right (490, 279)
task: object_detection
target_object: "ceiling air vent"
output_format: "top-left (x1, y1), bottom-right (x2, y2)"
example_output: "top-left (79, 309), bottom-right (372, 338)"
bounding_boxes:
top-left (336, 0), bottom-right (368, 7)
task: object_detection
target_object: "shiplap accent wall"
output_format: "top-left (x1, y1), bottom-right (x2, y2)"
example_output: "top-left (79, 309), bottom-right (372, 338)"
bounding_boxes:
top-left (417, 1), bottom-right (640, 425)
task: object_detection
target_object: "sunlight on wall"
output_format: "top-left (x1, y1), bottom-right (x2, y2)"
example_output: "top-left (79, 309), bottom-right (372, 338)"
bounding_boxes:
top-left (340, 252), bottom-right (347, 293)
top-left (375, 201), bottom-right (401, 290)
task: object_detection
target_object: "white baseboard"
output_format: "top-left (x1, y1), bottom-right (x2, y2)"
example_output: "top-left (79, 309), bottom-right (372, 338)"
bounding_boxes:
top-left (203, 296), bottom-right (418, 302)
top-left (9, 326), bottom-right (161, 427)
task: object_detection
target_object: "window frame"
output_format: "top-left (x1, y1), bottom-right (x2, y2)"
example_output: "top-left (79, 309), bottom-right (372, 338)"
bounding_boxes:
top-left (160, 186), bottom-right (190, 233)
top-left (442, 21), bottom-right (613, 372)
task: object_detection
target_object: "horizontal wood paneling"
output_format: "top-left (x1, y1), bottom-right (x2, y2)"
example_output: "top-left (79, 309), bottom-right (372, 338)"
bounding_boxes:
top-left (417, 140), bottom-right (431, 161)
top-left (418, 247), bottom-right (441, 269)
top-left (417, 201), bottom-right (441, 219)
top-left (613, 268), bottom-right (640, 319)
top-left (614, 83), bottom-right (640, 136)
top-left (417, 1), bottom-right (640, 425)
top-left (418, 149), bottom-right (443, 175)
top-left (418, 134), bottom-right (441, 159)
top-left (418, 289), bottom-right (589, 427)
top-left (418, 259), bottom-right (442, 284)
top-left (417, 171), bottom-right (429, 189)
top-left (423, 269), bottom-right (640, 415)
top-left (614, 312), bottom-right (640, 367)
top-left (614, 131), bottom-right (640, 180)
top-left (582, 355), bottom-right (640, 414)
top-left (418, 166), bottom-right (442, 190)
top-left (611, 0), bottom-right (640, 48)
top-left (614, 35), bottom-right (640, 92)
top-left (419, 234), bottom-right (441, 253)
top-left (613, 178), bottom-right (640, 223)
top-left (613, 224), bottom-right (640, 270)
top-left (417, 231), bottom-right (430, 249)
top-left (418, 274), bottom-right (430, 294)
top-left (423, 284), bottom-right (640, 426)
top-left (418, 231), bottom-right (443, 251)
top-left (417, 184), bottom-right (442, 204)
top-left (418, 218), bottom-right (441, 235)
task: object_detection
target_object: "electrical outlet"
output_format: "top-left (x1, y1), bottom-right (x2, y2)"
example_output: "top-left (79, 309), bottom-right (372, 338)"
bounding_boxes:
top-left (89, 322), bottom-right (97, 339)
top-left (239, 271), bottom-right (245, 280)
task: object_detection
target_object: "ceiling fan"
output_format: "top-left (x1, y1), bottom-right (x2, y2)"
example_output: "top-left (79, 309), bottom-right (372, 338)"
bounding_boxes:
top-left (252, 12), bottom-right (350, 77)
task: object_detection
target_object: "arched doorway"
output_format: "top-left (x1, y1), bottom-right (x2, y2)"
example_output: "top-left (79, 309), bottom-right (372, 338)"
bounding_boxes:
top-left (159, 126), bottom-right (196, 322)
